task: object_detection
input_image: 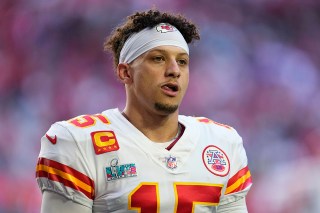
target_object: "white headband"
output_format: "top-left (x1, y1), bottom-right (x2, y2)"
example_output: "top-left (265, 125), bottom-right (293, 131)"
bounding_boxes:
top-left (119, 23), bottom-right (189, 64)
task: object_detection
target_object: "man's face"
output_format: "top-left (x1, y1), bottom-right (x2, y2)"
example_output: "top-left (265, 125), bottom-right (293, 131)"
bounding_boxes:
top-left (126, 45), bottom-right (189, 115)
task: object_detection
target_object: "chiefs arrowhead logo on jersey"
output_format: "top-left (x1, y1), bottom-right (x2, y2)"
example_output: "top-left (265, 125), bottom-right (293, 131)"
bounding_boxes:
top-left (202, 145), bottom-right (230, 177)
top-left (91, 131), bottom-right (119, 154)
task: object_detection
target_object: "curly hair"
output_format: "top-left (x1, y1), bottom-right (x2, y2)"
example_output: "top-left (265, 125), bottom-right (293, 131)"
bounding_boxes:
top-left (104, 9), bottom-right (200, 69)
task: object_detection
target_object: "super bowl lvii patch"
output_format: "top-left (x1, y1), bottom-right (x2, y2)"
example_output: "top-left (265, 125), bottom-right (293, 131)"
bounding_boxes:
top-left (105, 158), bottom-right (137, 181)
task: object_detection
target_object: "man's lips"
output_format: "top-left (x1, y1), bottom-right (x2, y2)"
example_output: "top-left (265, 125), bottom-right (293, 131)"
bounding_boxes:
top-left (161, 82), bottom-right (179, 96)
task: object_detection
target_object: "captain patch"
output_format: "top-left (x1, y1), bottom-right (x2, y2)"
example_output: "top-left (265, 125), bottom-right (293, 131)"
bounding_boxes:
top-left (202, 145), bottom-right (230, 177)
top-left (91, 131), bottom-right (119, 154)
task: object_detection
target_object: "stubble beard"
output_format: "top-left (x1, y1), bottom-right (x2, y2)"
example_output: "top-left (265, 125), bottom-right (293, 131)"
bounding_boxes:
top-left (154, 102), bottom-right (179, 114)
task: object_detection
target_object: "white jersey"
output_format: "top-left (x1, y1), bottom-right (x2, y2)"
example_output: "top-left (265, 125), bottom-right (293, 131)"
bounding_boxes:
top-left (36, 108), bottom-right (252, 212)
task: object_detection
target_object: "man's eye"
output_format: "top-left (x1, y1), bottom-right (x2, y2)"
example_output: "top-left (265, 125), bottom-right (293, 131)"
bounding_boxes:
top-left (153, 56), bottom-right (165, 62)
top-left (177, 59), bottom-right (188, 65)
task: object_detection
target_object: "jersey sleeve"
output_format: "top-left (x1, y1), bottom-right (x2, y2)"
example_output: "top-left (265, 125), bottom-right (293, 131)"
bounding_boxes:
top-left (35, 122), bottom-right (94, 208)
top-left (217, 197), bottom-right (248, 213)
top-left (219, 129), bottom-right (252, 206)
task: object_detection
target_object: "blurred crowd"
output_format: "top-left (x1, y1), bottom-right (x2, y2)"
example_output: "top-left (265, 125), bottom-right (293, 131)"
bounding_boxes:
top-left (0, 0), bottom-right (319, 212)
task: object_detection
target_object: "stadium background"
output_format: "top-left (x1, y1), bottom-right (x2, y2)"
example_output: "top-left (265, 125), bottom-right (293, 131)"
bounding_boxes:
top-left (1, 0), bottom-right (319, 212)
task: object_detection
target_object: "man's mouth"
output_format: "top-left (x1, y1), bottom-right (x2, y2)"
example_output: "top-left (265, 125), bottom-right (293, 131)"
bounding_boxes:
top-left (162, 83), bottom-right (179, 92)
top-left (161, 83), bottom-right (179, 96)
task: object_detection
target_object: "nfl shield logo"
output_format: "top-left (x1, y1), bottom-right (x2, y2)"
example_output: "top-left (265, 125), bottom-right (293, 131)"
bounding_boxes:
top-left (165, 156), bottom-right (177, 169)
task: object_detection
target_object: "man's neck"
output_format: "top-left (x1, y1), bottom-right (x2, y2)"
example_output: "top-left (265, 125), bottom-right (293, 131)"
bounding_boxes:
top-left (121, 107), bottom-right (180, 143)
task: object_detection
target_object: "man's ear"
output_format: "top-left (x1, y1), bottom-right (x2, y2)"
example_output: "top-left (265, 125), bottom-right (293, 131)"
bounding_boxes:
top-left (117, 63), bottom-right (132, 84)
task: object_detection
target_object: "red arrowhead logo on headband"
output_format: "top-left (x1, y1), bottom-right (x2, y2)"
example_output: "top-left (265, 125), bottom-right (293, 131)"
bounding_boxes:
top-left (156, 23), bottom-right (176, 33)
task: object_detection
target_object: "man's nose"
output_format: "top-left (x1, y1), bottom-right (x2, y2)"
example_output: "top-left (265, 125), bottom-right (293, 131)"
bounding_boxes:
top-left (165, 59), bottom-right (180, 78)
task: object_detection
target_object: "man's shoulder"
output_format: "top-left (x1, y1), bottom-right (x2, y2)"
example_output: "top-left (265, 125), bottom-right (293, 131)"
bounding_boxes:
top-left (179, 115), bottom-right (241, 143)
top-left (179, 115), bottom-right (233, 130)
top-left (40, 109), bottom-right (121, 160)
top-left (45, 108), bottom-right (120, 146)
top-left (54, 108), bottom-right (118, 131)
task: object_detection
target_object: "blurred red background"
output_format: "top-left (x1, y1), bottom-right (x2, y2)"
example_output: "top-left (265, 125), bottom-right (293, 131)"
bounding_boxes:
top-left (1, 0), bottom-right (319, 212)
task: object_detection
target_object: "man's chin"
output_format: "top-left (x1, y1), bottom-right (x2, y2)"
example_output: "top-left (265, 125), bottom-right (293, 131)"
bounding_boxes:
top-left (154, 102), bottom-right (179, 114)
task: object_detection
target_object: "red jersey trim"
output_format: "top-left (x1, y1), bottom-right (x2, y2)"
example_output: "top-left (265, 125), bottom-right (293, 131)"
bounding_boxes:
top-left (166, 123), bottom-right (185, 151)
top-left (36, 157), bottom-right (95, 199)
top-left (225, 166), bottom-right (252, 195)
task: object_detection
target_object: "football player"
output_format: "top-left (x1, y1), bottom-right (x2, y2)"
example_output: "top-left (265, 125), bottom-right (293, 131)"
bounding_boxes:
top-left (36, 9), bottom-right (252, 213)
